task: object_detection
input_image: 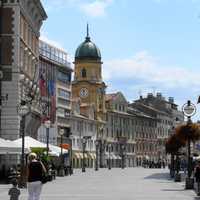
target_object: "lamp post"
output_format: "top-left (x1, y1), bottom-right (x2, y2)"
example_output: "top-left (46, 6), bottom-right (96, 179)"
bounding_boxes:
top-left (95, 140), bottom-right (99, 171)
top-left (17, 69), bottom-right (39, 187)
top-left (108, 144), bottom-right (111, 170)
top-left (121, 144), bottom-right (125, 169)
top-left (69, 134), bottom-right (73, 175)
top-left (82, 136), bottom-right (91, 172)
top-left (98, 126), bottom-right (104, 168)
top-left (182, 100), bottom-right (196, 189)
top-left (82, 137), bottom-right (86, 172)
top-left (44, 120), bottom-right (51, 157)
top-left (17, 102), bottom-right (29, 188)
top-left (59, 128), bottom-right (65, 176)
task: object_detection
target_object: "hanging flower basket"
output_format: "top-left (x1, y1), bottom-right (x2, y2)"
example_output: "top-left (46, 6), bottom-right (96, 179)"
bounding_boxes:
top-left (175, 123), bottom-right (200, 142)
top-left (165, 134), bottom-right (185, 154)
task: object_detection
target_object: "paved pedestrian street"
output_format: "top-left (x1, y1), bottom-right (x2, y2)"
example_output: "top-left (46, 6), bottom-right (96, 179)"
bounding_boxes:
top-left (0, 168), bottom-right (198, 200)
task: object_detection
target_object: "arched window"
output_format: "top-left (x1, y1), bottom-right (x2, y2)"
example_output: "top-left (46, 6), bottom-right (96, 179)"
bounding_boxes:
top-left (81, 68), bottom-right (86, 78)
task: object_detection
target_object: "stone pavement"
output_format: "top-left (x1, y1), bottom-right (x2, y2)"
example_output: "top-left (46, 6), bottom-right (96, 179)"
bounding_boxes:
top-left (0, 168), bottom-right (198, 200)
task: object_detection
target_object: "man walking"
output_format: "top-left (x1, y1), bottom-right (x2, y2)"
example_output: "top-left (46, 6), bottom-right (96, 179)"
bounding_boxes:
top-left (195, 161), bottom-right (200, 195)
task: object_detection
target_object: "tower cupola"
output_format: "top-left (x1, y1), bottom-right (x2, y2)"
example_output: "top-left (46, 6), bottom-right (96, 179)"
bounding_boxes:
top-left (75, 24), bottom-right (101, 61)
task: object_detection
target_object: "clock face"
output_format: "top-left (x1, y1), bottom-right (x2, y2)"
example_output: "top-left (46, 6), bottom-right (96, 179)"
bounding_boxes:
top-left (79, 88), bottom-right (89, 98)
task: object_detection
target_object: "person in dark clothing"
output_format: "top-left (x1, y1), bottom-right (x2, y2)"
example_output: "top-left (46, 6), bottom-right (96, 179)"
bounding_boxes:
top-left (195, 161), bottom-right (200, 195)
top-left (8, 179), bottom-right (20, 200)
top-left (27, 153), bottom-right (46, 200)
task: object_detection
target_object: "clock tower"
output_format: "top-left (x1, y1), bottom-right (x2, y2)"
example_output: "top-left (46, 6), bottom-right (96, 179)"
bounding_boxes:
top-left (72, 25), bottom-right (106, 121)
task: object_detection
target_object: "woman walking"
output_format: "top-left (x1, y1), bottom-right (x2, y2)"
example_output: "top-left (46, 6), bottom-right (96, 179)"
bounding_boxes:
top-left (27, 153), bottom-right (46, 200)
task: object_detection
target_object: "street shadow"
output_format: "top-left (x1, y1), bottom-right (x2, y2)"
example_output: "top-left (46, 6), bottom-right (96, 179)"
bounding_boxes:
top-left (194, 197), bottom-right (200, 200)
top-left (144, 172), bottom-right (170, 180)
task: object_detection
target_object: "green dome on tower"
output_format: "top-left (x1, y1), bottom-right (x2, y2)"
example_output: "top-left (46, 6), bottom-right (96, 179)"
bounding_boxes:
top-left (75, 25), bottom-right (101, 60)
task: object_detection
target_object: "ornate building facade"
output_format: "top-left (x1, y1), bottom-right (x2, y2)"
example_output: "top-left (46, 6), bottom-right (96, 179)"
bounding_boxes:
top-left (0, 0), bottom-right (47, 169)
top-left (105, 92), bottom-right (136, 168)
top-left (0, 0), bottom-right (47, 140)
top-left (131, 93), bottom-right (184, 163)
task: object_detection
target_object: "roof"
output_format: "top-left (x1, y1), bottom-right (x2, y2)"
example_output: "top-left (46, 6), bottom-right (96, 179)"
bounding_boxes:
top-left (127, 107), bottom-right (154, 119)
top-left (131, 102), bottom-right (168, 116)
top-left (106, 93), bottom-right (118, 101)
top-left (75, 25), bottom-right (101, 60)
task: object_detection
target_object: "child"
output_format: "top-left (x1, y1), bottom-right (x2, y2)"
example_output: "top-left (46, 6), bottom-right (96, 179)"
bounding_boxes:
top-left (8, 179), bottom-right (20, 200)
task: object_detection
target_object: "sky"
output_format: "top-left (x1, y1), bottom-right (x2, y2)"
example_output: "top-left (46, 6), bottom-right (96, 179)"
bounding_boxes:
top-left (41, 0), bottom-right (200, 121)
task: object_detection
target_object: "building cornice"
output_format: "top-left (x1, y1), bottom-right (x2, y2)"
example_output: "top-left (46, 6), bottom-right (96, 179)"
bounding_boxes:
top-left (33, 0), bottom-right (47, 20)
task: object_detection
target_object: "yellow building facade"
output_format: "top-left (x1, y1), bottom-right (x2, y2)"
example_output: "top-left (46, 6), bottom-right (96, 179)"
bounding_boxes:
top-left (72, 26), bottom-right (106, 122)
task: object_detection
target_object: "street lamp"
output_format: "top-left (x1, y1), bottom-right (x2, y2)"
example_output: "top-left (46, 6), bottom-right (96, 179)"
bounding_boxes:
top-left (95, 140), bottom-right (99, 171)
top-left (82, 136), bottom-right (91, 172)
top-left (59, 128), bottom-right (65, 176)
top-left (121, 144), bottom-right (125, 169)
top-left (82, 137), bottom-right (87, 172)
top-left (44, 120), bottom-right (51, 157)
top-left (17, 102), bottom-right (29, 188)
top-left (108, 144), bottom-right (111, 170)
top-left (98, 126), bottom-right (104, 168)
top-left (182, 100), bottom-right (196, 189)
top-left (69, 134), bottom-right (73, 175)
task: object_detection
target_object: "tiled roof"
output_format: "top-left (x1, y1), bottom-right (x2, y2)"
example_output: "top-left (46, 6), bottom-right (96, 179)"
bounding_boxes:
top-left (105, 93), bottom-right (118, 101)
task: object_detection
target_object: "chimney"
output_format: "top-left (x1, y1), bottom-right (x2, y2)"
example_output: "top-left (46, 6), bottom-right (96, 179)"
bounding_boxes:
top-left (156, 92), bottom-right (162, 99)
top-left (168, 97), bottom-right (174, 103)
top-left (147, 93), bottom-right (153, 98)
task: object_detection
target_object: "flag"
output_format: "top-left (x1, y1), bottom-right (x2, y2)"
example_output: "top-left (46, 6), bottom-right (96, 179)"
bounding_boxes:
top-left (48, 80), bottom-right (55, 96)
top-left (48, 80), bottom-right (56, 123)
top-left (39, 69), bottom-right (47, 97)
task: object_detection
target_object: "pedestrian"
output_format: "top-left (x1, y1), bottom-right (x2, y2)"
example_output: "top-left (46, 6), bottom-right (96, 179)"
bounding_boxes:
top-left (8, 179), bottom-right (20, 200)
top-left (195, 160), bottom-right (200, 195)
top-left (27, 152), bottom-right (46, 200)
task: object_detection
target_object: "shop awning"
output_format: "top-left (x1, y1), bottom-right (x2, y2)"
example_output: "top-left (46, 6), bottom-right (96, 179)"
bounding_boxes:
top-left (116, 155), bottom-right (122, 159)
top-left (14, 136), bottom-right (46, 149)
top-left (83, 153), bottom-right (88, 159)
top-left (0, 137), bottom-right (30, 154)
top-left (88, 153), bottom-right (95, 159)
top-left (49, 144), bottom-right (68, 156)
top-left (111, 154), bottom-right (117, 160)
top-left (60, 143), bottom-right (71, 150)
top-left (14, 136), bottom-right (68, 156)
top-left (92, 153), bottom-right (96, 159)
top-left (74, 153), bottom-right (80, 159)
top-left (79, 153), bottom-right (83, 159)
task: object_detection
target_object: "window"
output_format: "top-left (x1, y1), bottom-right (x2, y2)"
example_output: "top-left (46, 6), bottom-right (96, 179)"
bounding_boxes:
top-left (57, 108), bottom-right (65, 117)
top-left (81, 68), bottom-right (87, 78)
top-left (57, 71), bottom-right (71, 83)
top-left (58, 89), bottom-right (70, 99)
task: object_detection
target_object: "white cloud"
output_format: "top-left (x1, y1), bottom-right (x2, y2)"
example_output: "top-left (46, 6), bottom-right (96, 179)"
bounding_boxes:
top-left (103, 50), bottom-right (200, 90)
top-left (41, 0), bottom-right (79, 11)
top-left (41, 0), bottom-right (113, 17)
top-left (81, 0), bottom-right (113, 17)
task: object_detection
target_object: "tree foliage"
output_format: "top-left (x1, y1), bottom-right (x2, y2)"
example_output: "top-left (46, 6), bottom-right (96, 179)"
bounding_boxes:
top-left (175, 123), bottom-right (200, 142)
top-left (165, 123), bottom-right (200, 154)
top-left (165, 134), bottom-right (186, 154)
